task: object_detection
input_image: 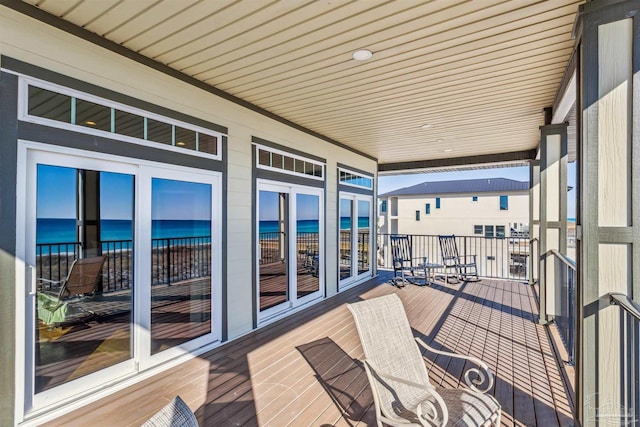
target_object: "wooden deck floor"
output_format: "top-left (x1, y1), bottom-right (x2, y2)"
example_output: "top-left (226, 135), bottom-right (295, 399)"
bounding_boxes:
top-left (44, 273), bottom-right (573, 426)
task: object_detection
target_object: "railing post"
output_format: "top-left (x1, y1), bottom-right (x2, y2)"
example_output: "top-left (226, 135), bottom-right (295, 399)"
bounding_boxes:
top-left (166, 238), bottom-right (171, 286)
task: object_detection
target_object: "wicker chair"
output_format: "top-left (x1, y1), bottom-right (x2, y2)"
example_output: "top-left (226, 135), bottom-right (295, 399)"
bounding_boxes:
top-left (348, 294), bottom-right (501, 426)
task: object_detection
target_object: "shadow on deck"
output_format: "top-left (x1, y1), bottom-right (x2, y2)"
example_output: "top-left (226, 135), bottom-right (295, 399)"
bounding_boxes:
top-left (44, 272), bottom-right (574, 426)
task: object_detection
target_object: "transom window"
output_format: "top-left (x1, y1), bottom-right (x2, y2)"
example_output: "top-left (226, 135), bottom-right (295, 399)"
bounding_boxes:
top-left (338, 168), bottom-right (373, 189)
top-left (256, 146), bottom-right (324, 180)
top-left (20, 77), bottom-right (224, 159)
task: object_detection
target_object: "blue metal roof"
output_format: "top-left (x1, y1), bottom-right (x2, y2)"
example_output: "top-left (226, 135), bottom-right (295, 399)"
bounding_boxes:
top-left (380, 178), bottom-right (528, 197)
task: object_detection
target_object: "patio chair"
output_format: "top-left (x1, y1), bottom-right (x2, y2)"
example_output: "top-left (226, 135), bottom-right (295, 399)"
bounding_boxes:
top-left (37, 255), bottom-right (106, 324)
top-left (390, 235), bottom-right (427, 286)
top-left (438, 235), bottom-right (480, 283)
top-left (348, 294), bottom-right (501, 427)
top-left (142, 396), bottom-right (199, 427)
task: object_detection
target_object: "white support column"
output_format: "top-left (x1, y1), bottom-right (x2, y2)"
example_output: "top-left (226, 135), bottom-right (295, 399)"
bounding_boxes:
top-left (575, 1), bottom-right (639, 425)
top-left (538, 124), bottom-right (568, 324)
top-left (529, 160), bottom-right (540, 285)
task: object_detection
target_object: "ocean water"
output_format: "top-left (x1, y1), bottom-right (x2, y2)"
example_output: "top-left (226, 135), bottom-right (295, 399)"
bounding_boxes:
top-left (258, 217), bottom-right (370, 234)
top-left (37, 217), bottom-right (369, 248)
top-left (36, 218), bottom-right (211, 248)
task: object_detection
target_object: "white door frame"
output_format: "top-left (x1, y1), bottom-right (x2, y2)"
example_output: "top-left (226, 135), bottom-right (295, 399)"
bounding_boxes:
top-left (256, 179), bottom-right (324, 324)
top-left (15, 141), bottom-right (222, 418)
top-left (338, 192), bottom-right (373, 290)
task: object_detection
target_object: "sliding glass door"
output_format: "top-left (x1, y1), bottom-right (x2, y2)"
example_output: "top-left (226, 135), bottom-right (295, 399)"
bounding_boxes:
top-left (257, 181), bottom-right (323, 322)
top-left (339, 193), bottom-right (372, 288)
top-left (20, 145), bottom-right (220, 410)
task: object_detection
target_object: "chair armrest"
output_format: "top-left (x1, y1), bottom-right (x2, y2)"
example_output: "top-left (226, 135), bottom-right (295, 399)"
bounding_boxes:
top-left (459, 254), bottom-right (477, 263)
top-left (364, 360), bottom-right (449, 427)
top-left (415, 337), bottom-right (494, 393)
top-left (38, 278), bottom-right (62, 284)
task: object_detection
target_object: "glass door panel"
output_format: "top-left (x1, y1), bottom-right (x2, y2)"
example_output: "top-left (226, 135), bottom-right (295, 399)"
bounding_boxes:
top-left (339, 198), bottom-right (353, 280)
top-left (258, 190), bottom-right (289, 312)
top-left (150, 178), bottom-right (212, 355)
top-left (357, 200), bottom-right (371, 275)
top-left (296, 193), bottom-right (320, 299)
top-left (34, 164), bottom-right (134, 393)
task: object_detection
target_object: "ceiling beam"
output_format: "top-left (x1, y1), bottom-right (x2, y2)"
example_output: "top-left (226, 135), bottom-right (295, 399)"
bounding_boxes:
top-left (378, 149), bottom-right (537, 175)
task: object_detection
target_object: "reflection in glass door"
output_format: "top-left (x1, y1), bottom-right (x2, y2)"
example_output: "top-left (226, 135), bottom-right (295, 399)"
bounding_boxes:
top-left (339, 194), bottom-right (372, 288)
top-left (258, 189), bottom-right (289, 313)
top-left (357, 200), bottom-right (371, 275)
top-left (150, 178), bottom-right (212, 355)
top-left (258, 182), bottom-right (323, 321)
top-left (33, 163), bottom-right (134, 394)
top-left (296, 193), bottom-right (320, 300)
top-left (339, 198), bottom-right (353, 280)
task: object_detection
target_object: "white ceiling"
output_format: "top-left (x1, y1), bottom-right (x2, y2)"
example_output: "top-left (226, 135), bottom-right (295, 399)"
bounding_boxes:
top-left (21, 0), bottom-right (582, 170)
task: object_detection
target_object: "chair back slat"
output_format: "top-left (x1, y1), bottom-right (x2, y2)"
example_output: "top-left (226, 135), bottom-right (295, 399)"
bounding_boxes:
top-left (390, 235), bottom-right (412, 269)
top-left (438, 235), bottom-right (459, 266)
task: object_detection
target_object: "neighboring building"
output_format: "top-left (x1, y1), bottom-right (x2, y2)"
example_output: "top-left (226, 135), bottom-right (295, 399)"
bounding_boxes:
top-left (379, 178), bottom-right (529, 238)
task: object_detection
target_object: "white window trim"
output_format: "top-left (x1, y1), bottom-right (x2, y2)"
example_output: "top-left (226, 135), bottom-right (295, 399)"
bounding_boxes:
top-left (255, 144), bottom-right (325, 181)
top-left (338, 167), bottom-right (373, 190)
top-left (17, 74), bottom-right (224, 161)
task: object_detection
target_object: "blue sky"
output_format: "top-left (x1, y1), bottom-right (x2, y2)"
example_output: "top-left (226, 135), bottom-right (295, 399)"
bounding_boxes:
top-left (259, 191), bottom-right (320, 221)
top-left (379, 163), bottom-right (577, 218)
top-left (151, 178), bottom-right (211, 220)
top-left (37, 165), bottom-right (211, 220)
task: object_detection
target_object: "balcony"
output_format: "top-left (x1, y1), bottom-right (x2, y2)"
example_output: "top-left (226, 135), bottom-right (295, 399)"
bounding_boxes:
top-left (43, 272), bottom-right (573, 426)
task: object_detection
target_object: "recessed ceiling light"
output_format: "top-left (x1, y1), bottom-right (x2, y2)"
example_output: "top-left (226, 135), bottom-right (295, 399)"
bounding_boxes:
top-left (436, 138), bottom-right (444, 143)
top-left (352, 49), bottom-right (372, 61)
top-left (176, 141), bottom-right (186, 146)
top-left (85, 120), bottom-right (96, 126)
top-left (421, 124), bottom-right (432, 129)
top-left (443, 148), bottom-right (453, 153)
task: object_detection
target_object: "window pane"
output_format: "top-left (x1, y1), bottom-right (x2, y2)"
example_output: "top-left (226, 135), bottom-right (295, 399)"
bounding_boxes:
top-left (474, 225), bottom-right (483, 235)
top-left (35, 165), bottom-right (134, 393)
top-left (147, 119), bottom-right (172, 145)
top-left (294, 159), bottom-right (305, 174)
top-left (175, 126), bottom-right (197, 151)
top-left (340, 198), bottom-right (353, 280)
top-left (28, 86), bottom-right (71, 123)
top-left (297, 193), bottom-right (320, 297)
top-left (357, 200), bottom-right (370, 275)
top-left (151, 178), bottom-right (212, 354)
top-left (271, 153), bottom-right (283, 169)
top-left (259, 191), bottom-right (288, 311)
top-left (198, 133), bottom-right (218, 155)
top-left (76, 99), bottom-right (111, 132)
top-left (381, 200), bottom-right (387, 213)
top-left (436, 198), bottom-right (441, 209)
top-left (472, 196), bottom-right (478, 202)
top-left (258, 149), bottom-right (271, 166)
top-left (485, 225), bottom-right (494, 237)
top-left (496, 225), bottom-right (506, 238)
top-left (426, 203), bottom-right (430, 214)
top-left (500, 195), bottom-right (509, 210)
top-left (283, 156), bottom-right (295, 171)
top-left (415, 210), bottom-right (420, 221)
top-left (115, 110), bottom-right (144, 139)
top-left (313, 164), bottom-right (323, 177)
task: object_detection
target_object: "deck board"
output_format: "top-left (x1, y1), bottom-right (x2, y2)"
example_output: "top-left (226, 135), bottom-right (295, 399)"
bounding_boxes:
top-left (42, 273), bottom-right (573, 426)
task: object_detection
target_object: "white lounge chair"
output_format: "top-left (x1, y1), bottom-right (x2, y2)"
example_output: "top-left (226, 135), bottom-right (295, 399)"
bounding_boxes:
top-left (348, 294), bottom-right (501, 426)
